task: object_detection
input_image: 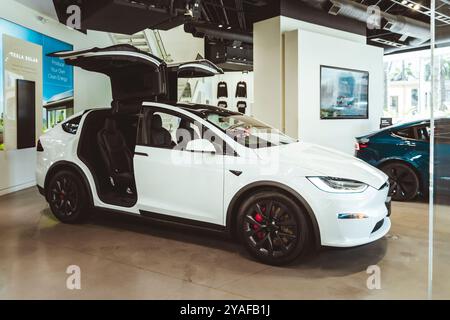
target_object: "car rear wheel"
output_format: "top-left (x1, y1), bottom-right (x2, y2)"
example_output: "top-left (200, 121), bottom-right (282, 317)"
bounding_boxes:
top-left (237, 191), bottom-right (310, 266)
top-left (381, 162), bottom-right (420, 202)
top-left (47, 170), bottom-right (91, 224)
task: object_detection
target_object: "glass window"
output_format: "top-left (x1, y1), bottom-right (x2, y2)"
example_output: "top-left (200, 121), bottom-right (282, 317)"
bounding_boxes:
top-left (389, 96), bottom-right (399, 116)
top-left (415, 125), bottom-right (430, 141)
top-left (137, 108), bottom-right (228, 154)
top-left (394, 127), bottom-right (415, 139)
top-left (432, 2), bottom-right (450, 299)
top-left (154, 111), bottom-right (183, 141)
top-left (204, 112), bottom-right (297, 149)
top-left (411, 88), bottom-right (419, 108)
top-left (62, 115), bottom-right (82, 135)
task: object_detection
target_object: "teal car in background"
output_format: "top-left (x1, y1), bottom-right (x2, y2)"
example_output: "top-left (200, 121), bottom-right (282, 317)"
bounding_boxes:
top-left (355, 118), bottom-right (450, 201)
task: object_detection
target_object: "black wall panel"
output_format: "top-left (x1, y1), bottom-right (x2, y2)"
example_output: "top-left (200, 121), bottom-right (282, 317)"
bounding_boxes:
top-left (16, 79), bottom-right (36, 149)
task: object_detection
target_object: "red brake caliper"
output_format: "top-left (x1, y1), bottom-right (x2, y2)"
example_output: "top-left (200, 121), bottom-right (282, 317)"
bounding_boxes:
top-left (254, 207), bottom-right (265, 239)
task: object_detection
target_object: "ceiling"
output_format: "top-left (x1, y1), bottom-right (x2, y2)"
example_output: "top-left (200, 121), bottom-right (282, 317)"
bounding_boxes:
top-left (195, 0), bottom-right (440, 52)
top-left (15, 0), bottom-right (58, 19)
top-left (197, 0), bottom-right (273, 32)
top-left (338, 0), bottom-right (434, 52)
top-left (16, 0), bottom-right (450, 55)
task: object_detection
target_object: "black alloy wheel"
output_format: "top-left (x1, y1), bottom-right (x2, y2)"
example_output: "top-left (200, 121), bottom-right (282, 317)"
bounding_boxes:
top-left (47, 170), bottom-right (90, 223)
top-left (381, 162), bottom-right (420, 202)
top-left (237, 191), bottom-right (309, 265)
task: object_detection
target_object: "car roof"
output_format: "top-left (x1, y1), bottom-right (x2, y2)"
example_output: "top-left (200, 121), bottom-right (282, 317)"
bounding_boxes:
top-left (357, 116), bottom-right (450, 139)
top-left (389, 116), bottom-right (449, 129)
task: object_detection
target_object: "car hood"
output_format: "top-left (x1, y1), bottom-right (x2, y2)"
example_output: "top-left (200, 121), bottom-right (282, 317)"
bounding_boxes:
top-left (255, 142), bottom-right (388, 189)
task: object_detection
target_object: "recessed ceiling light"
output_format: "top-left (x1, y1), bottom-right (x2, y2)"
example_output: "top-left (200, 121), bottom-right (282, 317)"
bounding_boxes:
top-left (413, 3), bottom-right (421, 10)
top-left (227, 26), bottom-right (232, 30)
top-left (401, 0), bottom-right (408, 4)
top-left (239, 47), bottom-right (243, 50)
top-left (218, 24), bottom-right (223, 28)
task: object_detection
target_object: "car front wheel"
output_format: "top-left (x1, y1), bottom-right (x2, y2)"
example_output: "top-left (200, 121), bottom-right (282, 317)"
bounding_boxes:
top-left (47, 170), bottom-right (91, 224)
top-left (237, 191), bottom-right (310, 265)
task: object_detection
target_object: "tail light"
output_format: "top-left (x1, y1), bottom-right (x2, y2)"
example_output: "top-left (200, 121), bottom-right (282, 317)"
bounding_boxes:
top-left (37, 139), bottom-right (44, 152)
top-left (355, 138), bottom-right (370, 151)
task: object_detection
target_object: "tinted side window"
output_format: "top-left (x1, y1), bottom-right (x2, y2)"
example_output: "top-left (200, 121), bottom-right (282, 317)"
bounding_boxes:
top-left (415, 125), bottom-right (430, 141)
top-left (62, 116), bottom-right (82, 134)
top-left (394, 127), bottom-right (415, 139)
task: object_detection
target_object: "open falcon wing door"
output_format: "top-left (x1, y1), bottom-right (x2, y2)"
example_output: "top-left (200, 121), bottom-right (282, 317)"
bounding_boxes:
top-left (168, 59), bottom-right (224, 78)
top-left (166, 59), bottom-right (224, 101)
top-left (48, 44), bottom-right (167, 106)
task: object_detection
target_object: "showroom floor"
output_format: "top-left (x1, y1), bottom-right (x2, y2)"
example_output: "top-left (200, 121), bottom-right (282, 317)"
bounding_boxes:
top-left (0, 187), bottom-right (448, 299)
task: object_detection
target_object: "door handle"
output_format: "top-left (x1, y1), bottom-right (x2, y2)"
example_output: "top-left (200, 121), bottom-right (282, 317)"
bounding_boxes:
top-left (135, 152), bottom-right (149, 157)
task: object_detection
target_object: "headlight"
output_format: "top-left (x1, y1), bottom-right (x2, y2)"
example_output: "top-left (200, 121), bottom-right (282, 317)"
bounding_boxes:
top-left (307, 177), bottom-right (368, 193)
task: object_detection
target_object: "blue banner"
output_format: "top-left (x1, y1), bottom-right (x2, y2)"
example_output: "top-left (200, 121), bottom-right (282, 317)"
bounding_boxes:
top-left (0, 18), bottom-right (74, 149)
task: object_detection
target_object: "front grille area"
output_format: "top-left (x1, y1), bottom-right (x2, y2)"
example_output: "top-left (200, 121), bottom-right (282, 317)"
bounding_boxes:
top-left (371, 219), bottom-right (385, 234)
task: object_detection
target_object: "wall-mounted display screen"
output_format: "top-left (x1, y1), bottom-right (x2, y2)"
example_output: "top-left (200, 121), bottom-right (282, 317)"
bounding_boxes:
top-left (0, 18), bottom-right (73, 151)
top-left (16, 79), bottom-right (36, 149)
top-left (320, 65), bottom-right (369, 120)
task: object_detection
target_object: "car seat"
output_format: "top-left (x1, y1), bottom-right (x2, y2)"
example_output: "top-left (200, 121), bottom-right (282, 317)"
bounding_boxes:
top-left (176, 119), bottom-right (199, 150)
top-left (148, 114), bottom-right (173, 148)
top-left (97, 118), bottom-right (134, 194)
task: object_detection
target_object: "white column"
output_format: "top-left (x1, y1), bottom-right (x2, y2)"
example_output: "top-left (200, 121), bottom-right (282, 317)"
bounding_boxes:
top-left (284, 30), bottom-right (299, 139)
top-left (253, 16), bottom-right (283, 130)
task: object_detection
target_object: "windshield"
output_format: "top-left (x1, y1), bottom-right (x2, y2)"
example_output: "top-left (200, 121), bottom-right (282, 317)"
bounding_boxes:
top-left (204, 112), bottom-right (297, 148)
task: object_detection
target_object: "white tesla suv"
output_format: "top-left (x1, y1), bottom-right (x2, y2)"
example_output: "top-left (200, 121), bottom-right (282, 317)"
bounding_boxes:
top-left (36, 45), bottom-right (391, 265)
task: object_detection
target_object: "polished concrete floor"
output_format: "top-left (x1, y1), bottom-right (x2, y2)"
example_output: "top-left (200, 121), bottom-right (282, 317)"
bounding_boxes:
top-left (0, 187), bottom-right (449, 299)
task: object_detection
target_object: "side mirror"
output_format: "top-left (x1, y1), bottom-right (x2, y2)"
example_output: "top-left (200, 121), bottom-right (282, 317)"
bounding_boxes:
top-left (186, 139), bottom-right (216, 154)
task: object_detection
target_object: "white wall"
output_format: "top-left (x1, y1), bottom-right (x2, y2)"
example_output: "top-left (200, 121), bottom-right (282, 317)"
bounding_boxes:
top-left (284, 30), bottom-right (299, 139)
top-left (158, 25), bottom-right (204, 62)
top-left (253, 15), bottom-right (384, 155)
top-left (0, 0), bottom-right (113, 195)
top-left (285, 28), bottom-right (384, 154)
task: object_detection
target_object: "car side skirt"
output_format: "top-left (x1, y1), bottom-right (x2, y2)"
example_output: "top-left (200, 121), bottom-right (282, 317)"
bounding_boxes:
top-left (139, 210), bottom-right (227, 232)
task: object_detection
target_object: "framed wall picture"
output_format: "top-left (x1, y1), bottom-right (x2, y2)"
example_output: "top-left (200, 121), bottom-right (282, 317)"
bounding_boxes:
top-left (320, 65), bottom-right (369, 120)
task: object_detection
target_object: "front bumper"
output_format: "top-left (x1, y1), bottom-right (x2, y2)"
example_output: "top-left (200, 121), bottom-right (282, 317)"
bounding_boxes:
top-left (325, 216), bottom-right (391, 247)
top-left (37, 185), bottom-right (45, 197)
top-left (292, 179), bottom-right (392, 248)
